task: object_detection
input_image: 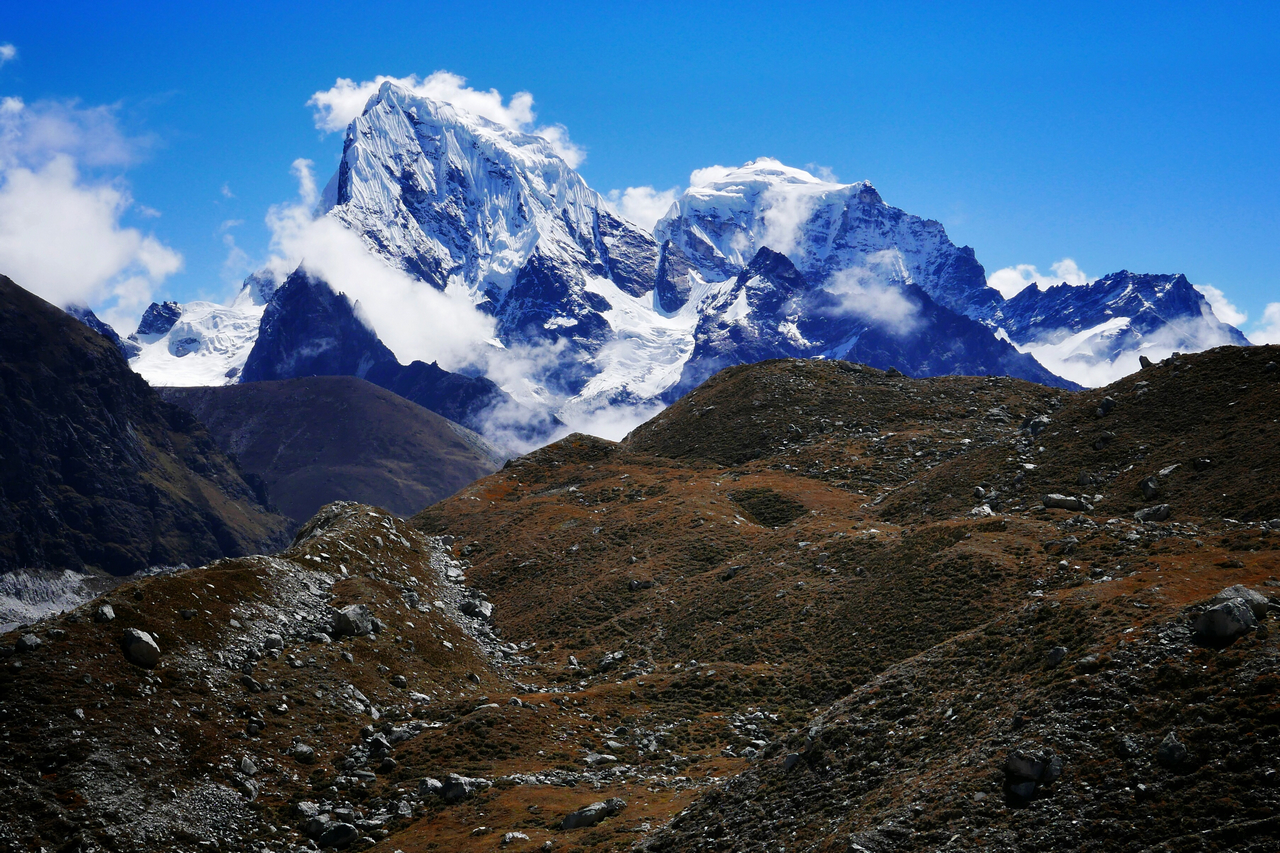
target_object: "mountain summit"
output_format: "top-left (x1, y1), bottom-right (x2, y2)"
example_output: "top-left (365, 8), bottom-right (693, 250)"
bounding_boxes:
top-left (120, 85), bottom-right (1252, 442)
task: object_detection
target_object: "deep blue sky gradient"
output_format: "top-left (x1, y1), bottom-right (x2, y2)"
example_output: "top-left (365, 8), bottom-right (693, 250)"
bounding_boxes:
top-left (3, 1), bottom-right (1277, 320)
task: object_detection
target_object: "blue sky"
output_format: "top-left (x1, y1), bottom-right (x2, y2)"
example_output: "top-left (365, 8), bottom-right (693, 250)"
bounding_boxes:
top-left (1, 1), bottom-right (1277, 335)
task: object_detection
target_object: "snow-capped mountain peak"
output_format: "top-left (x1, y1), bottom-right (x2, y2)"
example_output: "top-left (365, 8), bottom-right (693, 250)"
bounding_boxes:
top-left (322, 80), bottom-right (656, 306)
top-left (654, 160), bottom-right (999, 321)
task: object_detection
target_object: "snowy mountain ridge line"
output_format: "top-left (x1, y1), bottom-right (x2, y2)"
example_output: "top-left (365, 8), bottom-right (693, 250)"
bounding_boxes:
top-left (106, 81), bottom-right (1255, 444)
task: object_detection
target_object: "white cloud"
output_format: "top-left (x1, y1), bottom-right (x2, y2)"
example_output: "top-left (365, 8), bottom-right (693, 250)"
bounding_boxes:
top-left (261, 159), bottom-right (496, 373)
top-left (0, 96), bottom-right (180, 331)
top-left (0, 44), bottom-right (15, 67)
top-left (307, 71), bottom-right (585, 168)
top-left (988, 258), bottom-right (1090, 299)
top-left (688, 163), bottom-right (738, 187)
top-left (1193, 283), bottom-right (1247, 327)
top-left (220, 182), bottom-right (235, 199)
top-left (0, 96), bottom-right (149, 171)
top-left (824, 250), bottom-right (921, 336)
top-left (1248, 303), bottom-right (1280, 345)
top-left (605, 186), bottom-right (680, 233)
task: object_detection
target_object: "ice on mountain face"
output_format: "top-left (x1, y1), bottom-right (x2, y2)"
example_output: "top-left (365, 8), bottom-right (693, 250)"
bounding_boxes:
top-left (129, 295), bottom-right (266, 387)
top-left (323, 82), bottom-right (657, 305)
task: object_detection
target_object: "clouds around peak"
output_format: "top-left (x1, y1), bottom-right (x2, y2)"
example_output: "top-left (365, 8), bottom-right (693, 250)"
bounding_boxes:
top-left (0, 95), bottom-right (180, 331)
top-left (1193, 283), bottom-right (1247, 327)
top-left (987, 258), bottom-right (1090, 299)
top-left (307, 71), bottom-right (585, 168)
top-left (605, 186), bottom-right (679, 233)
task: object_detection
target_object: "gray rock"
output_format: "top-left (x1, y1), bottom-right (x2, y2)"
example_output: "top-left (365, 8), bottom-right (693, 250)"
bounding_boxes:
top-left (1044, 494), bottom-right (1085, 511)
top-left (179, 608), bottom-right (196, 620)
top-left (391, 674), bottom-right (408, 688)
top-left (418, 777), bottom-right (443, 798)
top-left (1046, 646), bottom-right (1068, 666)
top-left (318, 822), bottom-right (359, 848)
top-left (782, 752), bottom-right (802, 771)
top-left (94, 603), bottom-right (116, 623)
top-left (973, 486), bottom-right (986, 499)
top-left (295, 800), bottom-right (321, 819)
top-left (598, 650), bottom-right (627, 672)
top-left (302, 814), bottom-right (331, 839)
top-left (1096, 396), bottom-right (1116, 417)
top-left (560, 797), bottom-right (626, 830)
top-left (628, 579), bottom-right (654, 591)
top-left (1023, 414), bottom-right (1052, 436)
top-left (1194, 597), bottom-right (1257, 641)
top-left (120, 628), bottom-right (160, 668)
top-left (1156, 730), bottom-right (1188, 767)
top-left (307, 632), bottom-right (332, 644)
top-left (1211, 585), bottom-right (1269, 619)
top-left (1004, 749), bottom-right (1062, 803)
top-left (441, 773), bottom-right (490, 803)
top-left (291, 743), bottom-right (316, 764)
top-left (503, 832), bottom-right (530, 845)
top-left (1139, 475), bottom-right (1160, 500)
top-left (1139, 355), bottom-right (1154, 369)
top-left (459, 598), bottom-right (494, 622)
top-left (240, 755), bottom-right (258, 776)
top-left (334, 604), bottom-right (374, 637)
top-left (1134, 504), bottom-right (1170, 523)
top-left (262, 633), bottom-right (284, 651)
top-left (14, 634), bottom-right (41, 653)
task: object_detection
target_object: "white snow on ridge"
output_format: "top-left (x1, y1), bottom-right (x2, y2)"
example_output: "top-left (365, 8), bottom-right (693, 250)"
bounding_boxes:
top-left (129, 296), bottom-right (265, 387)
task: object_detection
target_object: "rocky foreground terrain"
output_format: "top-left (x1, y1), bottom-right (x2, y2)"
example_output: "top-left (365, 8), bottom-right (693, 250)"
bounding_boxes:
top-left (2, 345), bottom-right (1279, 852)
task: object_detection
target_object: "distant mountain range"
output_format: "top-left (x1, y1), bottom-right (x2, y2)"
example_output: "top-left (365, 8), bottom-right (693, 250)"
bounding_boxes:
top-left (100, 81), bottom-right (1251, 443)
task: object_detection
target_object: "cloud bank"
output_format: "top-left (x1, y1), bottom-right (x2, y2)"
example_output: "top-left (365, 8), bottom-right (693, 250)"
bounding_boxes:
top-left (987, 258), bottom-right (1090, 299)
top-left (0, 96), bottom-right (180, 331)
top-left (307, 72), bottom-right (585, 168)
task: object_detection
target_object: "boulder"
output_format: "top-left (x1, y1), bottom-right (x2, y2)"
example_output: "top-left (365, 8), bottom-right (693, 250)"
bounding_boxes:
top-left (1134, 504), bottom-right (1170, 523)
top-left (1139, 476), bottom-right (1160, 500)
top-left (1004, 749), bottom-right (1062, 804)
top-left (1156, 731), bottom-right (1188, 767)
top-left (14, 634), bottom-right (41, 653)
top-left (1211, 585), bottom-right (1269, 619)
top-left (459, 598), bottom-right (494, 622)
top-left (1139, 355), bottom-right (1154, 369)
top-left (333, 604), bottom-right (374, 637)
top-left (418, 777), bottom-right (443, 798)
top-left (121, 628), bottom-right (161, 668)
top-left (318, 822), bottom-right (359, 849)
top-left (561, 797), bottom-right (626, 830)
top-left (262, 633), bottom-right (284, 650)
top-left (1046, 646), bottom-right (1068, 666)
top-left (1194, 597), bottom-right (1256, 642)
top-left (1095, 396), bottom-right (1116, 417)
top-left (1043, 494), bottom-right (1085, 511)
top-left (291, 743), bottom-right (316, 764)
top-left (94, 603), bottom-right (115, 623)
top-left (440, 773), bottom-right (490, 804)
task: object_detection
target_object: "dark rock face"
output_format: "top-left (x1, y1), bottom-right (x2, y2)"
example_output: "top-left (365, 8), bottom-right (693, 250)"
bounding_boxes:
top-left (242, 270), bottom-right (396, 382)
top-left (0, 275), bottom-right (291, 576)
top-left (134, 301), bottom-right (183, 338)
top-left (64, 305), bottom-right (140, 359)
